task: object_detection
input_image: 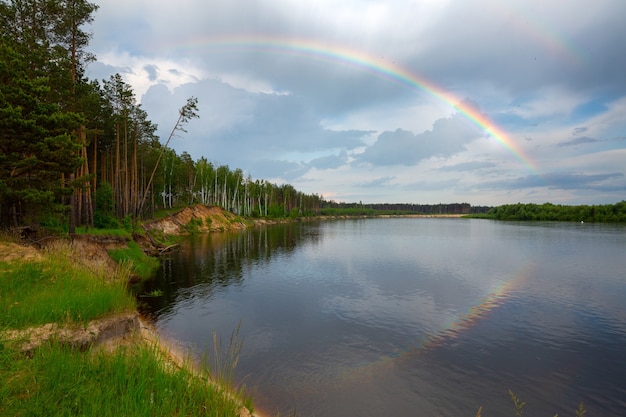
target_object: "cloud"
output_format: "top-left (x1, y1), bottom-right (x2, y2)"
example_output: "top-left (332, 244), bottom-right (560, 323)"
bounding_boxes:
top-left (403, 178), bottom-right (462, 192)
top-left (558, 136), bottom-right (600, 147)
top-left (355, 112), bottom-right (480, 166)
top-left (356, 176), bottom-right (397, 188)
top-left (87, 52), bottom-right (204, 97)
top-left (236, 159), bottom-right (310, 182)
top-left (143, 64), bottom-right (158, 82)
top-left (139, 79), bottom-right (376, 184)
top-left (412, 1), bottom-right (626, 96)
top-left (308, 151), bottom-right (349, 171)
top-left (437, 161), bottom-right (497, 172)
top-left (482, 172), bottom-right (625, 192)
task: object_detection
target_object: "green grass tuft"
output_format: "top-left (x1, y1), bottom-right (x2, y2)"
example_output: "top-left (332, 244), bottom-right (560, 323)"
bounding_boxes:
top-left (108, 241), bottom-right (159, 280)
top-left (74, 226), bottom-right (132, 238)
top-left (0, 342), bottom-right (247, 417)
top-left (0, 247), bottom-right (135, 329)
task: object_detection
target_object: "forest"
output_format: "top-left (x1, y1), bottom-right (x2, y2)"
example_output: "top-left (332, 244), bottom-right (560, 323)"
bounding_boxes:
top-left (472, 202), bottom-right (626, 222)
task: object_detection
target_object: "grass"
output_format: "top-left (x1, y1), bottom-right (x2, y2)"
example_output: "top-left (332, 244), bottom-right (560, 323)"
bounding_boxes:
top-left (205, 321), bottom-right (245, 393)
top-left (0, 243), bottom-right (135, 330)
top-left (144, 227), bottom-right (184, 248)
top-left (0, 237), bottom-right (254, 417)
top-left (140, 288), bottom-right (164, 297)
top-left (108, 241), bottom-right (160, 280)
top-left (0, 341), bottom-right (248, 417)
top-left (73, 226), bottom-right (132, 238)
top-left (473, 390), bottom-right (587, 417)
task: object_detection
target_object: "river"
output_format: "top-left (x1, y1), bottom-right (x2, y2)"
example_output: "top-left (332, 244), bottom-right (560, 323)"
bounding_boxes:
top-left (139, 218), bottom-right (626, 417)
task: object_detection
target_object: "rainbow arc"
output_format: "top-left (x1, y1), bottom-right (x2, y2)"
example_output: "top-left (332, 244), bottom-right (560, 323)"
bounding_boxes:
top-left (166, 35), bottom-right (539, 173)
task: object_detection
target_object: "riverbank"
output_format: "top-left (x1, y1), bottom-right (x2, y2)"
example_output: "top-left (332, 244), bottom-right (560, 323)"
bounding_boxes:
top-left (0, 238), bottom-right (254, 417)
top-left (141, 205), bottom-right (466, 239)
top-left (1, 207), bottom-right (468, 416)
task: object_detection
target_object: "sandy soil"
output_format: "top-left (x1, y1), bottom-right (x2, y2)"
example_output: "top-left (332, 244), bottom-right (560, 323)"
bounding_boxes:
top-left (0, 241), bottom-right (42, 262)
top-left (143, 205), bottom-right (248, 235)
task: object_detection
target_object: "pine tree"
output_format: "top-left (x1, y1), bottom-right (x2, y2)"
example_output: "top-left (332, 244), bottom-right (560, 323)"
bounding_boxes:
top-left (0, 37), bottom-right (83, 227)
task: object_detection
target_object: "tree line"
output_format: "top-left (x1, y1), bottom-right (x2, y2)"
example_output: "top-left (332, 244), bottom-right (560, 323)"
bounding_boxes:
top-left (472, 202), bottom-right (626, 222)
top-left (319, 202), bottom-right (491, 216)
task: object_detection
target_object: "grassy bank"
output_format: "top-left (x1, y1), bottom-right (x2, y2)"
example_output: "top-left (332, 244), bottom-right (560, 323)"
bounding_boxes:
top-left (108, 241), bottom-right (160, 280)
top-left (0, 341), bottom-right (247, 417)
top-left (0, 239), bottom-right (253, 417)
top-left (0, 241), bottom-right (135, 330)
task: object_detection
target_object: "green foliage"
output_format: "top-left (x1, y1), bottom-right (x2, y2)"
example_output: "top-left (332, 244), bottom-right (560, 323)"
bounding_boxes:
top-left (320, 207), bottom-right (380, 216)
top-left (140, 288), bottom-right (164, 297)
top-left (473, 201), bottom-right (626, 222)
top-left (0, 342), bottom-right (247, 417)
top-left (122, 215), bottom-right (134, 232)
top-left (268, 203), bottom-right (286, 218)
top-left (186, 216), bottom-right (204, 234)
top-left (145, 228), bottom-right (183, 248)
top-left (94, 182), bottom-right (121, 229)
top-left (289, 208), bottom-right (301, 218)
top-left (0, 244), bottom-right (135, 329)
top-left (108, 241), bottom-right (159, 280)
top-left (0, 36), bottom-right (84, 227)
top-left (73, 226), bottom-right (131, 238)
top-left (204, 321), bottom-right (245, 394)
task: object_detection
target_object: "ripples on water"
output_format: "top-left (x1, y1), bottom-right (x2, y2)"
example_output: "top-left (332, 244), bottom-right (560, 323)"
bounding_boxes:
top-left (140, 219), bottom-right (626, 417)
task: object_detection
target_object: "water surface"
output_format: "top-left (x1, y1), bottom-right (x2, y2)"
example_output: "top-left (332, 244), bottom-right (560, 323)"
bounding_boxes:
top-left (140, 218), bottom-right (626, 417)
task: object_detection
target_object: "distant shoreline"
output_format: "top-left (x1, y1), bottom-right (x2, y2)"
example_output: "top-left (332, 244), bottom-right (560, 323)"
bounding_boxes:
top-left (374, 213), bottom-right (466, 218)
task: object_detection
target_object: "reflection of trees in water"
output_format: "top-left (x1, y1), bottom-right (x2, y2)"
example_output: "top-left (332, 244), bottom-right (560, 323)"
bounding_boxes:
top-left (139, 222), bottom-right (322, 318)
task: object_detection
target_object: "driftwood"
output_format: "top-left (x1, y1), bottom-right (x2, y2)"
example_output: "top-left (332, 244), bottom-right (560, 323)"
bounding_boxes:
top-left (159, 243), bottom-right (180, 254)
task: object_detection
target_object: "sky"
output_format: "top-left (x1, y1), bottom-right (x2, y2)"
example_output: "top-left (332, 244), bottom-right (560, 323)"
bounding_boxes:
top-left (86, 0), bottom-right (626, 206)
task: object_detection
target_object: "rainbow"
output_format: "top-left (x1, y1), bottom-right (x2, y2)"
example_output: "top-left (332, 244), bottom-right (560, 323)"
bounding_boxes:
top-left (487, 0), bottom-right (584, 66)
top-left (320, 263), bottom-right (534, 387)
top-left (416, 270), bottom-right (527, 353)
top-left (164, 35), bottom-right (538, 173)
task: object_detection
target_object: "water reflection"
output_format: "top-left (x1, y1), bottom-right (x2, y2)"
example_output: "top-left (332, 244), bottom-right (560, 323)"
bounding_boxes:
top-left (140, 219), bottom-right (626, 417)
top-left (139, 223), bottom-right (323, 318)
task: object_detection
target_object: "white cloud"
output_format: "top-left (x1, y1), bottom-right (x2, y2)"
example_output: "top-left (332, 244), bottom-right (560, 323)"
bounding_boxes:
top-left (93, 50), bottom-right (205, 97)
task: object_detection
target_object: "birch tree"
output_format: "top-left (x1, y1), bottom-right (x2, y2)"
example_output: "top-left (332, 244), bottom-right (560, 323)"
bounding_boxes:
top-left (138, 97), bottom-right (199, 217)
